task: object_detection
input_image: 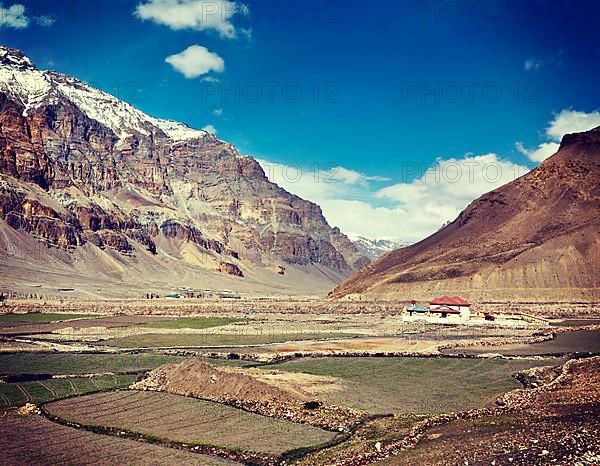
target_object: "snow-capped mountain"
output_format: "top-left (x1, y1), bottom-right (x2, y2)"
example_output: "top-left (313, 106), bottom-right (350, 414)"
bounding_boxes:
top-left (349, 235), bottom-right (407, 260)
top-left (0, 46), bottom-right (206, 140)
top-left (0, 45), bottom-right (368, 297)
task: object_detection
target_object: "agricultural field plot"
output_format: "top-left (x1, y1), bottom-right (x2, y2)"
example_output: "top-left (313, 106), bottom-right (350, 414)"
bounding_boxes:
top-left (140, 316), bottom-right (246, 330)
top-left (100, 332), bottom-right (358, 348)
top-left (0, 352), bottom-right (186, 376)
top-left (0, 315), bottom-right (173, 336)
top-left (0, 415), bottom-right (237, 466)
top-left (0, 374), bottom-right (137, 409)
top-left (266, 357), bottom-right (555, 414)
top-left (45, 390), bottom-right (337, 455)
top-left (0, 313), bottom-right (96, 326)
top-left (444, 330), bottom-right (600, 356)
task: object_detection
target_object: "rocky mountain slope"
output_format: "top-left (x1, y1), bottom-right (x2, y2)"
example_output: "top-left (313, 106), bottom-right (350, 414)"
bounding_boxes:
top-left (0, 45), bottom-right (368, 297)
top-left (330, 127), bottom-right (600, 302)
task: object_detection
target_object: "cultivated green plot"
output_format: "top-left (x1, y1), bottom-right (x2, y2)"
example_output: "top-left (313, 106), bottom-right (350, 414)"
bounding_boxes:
top-left (1, 415), bottom-right (235, 466)
top-left (0, 375), bottom-right (136, 409)
top-left (101, 332), bottom-right (357, 348)
top-left (0, 353), bottom-right (186, 375)
top-left (46, 390), bottom-right (337, 455)
top-left (0, 313), bottom-right (96, 324)
top-left (266, 357), bottom-right (554, 414)
top-left (140, 316), bottom-right (246, 330)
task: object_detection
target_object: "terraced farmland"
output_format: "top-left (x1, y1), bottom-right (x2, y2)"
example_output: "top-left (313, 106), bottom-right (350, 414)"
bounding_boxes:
top-left (0, 415), bottom-right (237, 466)
top-left (0, 375), bottom-right (137, 409)
top-left (266, 357), bottom-right (553, 414)
top-left (45, 390), bottom-right (337, 455)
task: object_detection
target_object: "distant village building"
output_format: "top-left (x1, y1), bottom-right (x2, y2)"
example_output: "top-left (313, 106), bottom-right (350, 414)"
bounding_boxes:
top-left (429, 296), bottom-right (471, 320)
top-left (403, 296), bottom-right (472, 323)
top-left (406, 305), bottom-right (428, 317)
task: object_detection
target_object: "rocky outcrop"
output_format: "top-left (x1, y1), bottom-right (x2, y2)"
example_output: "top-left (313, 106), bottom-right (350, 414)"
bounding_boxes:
top-left (0, 181), bottom-right (82, 247)
top-left (217, 261), bottom-right (244, 277)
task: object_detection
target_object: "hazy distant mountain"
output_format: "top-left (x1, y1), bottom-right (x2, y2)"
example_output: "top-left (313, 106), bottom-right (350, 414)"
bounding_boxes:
top-left (331, 127), bottom-right (600, 302)
top-left (0, 45), bottom-right (368, 297)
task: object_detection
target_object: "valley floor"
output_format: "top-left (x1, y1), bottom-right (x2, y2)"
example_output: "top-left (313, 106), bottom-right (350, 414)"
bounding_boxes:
top-left (0, 299), bottom-right (598, 465)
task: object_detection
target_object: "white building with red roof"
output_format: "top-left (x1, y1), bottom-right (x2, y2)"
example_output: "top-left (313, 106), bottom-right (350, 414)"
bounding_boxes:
top-left (429, 296), bottom-right (471, 321)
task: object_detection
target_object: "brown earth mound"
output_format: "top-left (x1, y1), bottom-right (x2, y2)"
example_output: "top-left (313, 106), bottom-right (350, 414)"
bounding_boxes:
top-left (133, 359), bottom-right (297, 404)
top-left (133, 359), bottom-right (365, 431)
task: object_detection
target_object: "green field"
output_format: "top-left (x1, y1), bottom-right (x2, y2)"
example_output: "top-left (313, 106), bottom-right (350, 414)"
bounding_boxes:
top-left (266, 357), bottom-right (553, 414)
top-left (0, 374), bottom-right (136, 409)
top-left (0, 352), bottom-right (186, 376)
top-left (140, 316), bottom-right (245, 329)
top-left (101, 332), bottom-right (357, 348)
top-left (0, 313), bottom-right (96, 324)
top-left (46, 390), bottom-right (337, 455)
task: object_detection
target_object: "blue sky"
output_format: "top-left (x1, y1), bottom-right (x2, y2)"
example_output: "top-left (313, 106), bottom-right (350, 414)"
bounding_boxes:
top-left (1, 0), bottom-right (599, 241)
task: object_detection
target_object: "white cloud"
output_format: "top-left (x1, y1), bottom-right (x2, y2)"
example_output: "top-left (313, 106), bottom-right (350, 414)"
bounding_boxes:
top-left (330, 166), bottom-right (390, 186)
top-left (257, 155), bottom-right (528, 244)
top-left (135, 0), bottom-right (248, 39)
top-left (202, 124), bottom-right (217, 134)
top-left (35, 15), bottom-right (55, 27)
top-left (374, 154), bottom-right (529, 241)
top-left (213, 108), bottom-right (223, 116)
top-left (0, 3), bottom-right (29, 28)
top-left (515, 141), bottom-right (559, 163)
top-left (524, 58), bottom-right (542, 71)
top-left (545, 109), bottom-right (600, 141)
top-left (524, 50), bottom-right (564, 72)
top-left (516, 109), bottom-right (600, 162)
top-left (165, 45), bottom-right (224, 78)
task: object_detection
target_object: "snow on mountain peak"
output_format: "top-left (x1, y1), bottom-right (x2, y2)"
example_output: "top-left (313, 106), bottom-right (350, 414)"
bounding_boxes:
top-left (0, 45), bottom-right (208, 142)
top-left (348, 234), bottom-right (407, 260)
top-left (0, 45), bottom-right (36, 71)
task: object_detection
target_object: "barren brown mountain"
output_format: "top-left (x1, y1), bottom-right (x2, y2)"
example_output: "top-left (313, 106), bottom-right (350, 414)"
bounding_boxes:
top-left (330, 127), bottom-right (600, 302)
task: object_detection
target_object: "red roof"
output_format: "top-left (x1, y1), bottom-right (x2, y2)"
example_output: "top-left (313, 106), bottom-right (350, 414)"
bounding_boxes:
top-left (430, 295), bottom-right (470, 306)
top-left (429, 306), bottom-right (461, 314)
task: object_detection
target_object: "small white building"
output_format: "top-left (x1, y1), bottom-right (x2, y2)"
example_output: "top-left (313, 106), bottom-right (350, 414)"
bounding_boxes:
top-left (429, 296), bottom-right (471, 321)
